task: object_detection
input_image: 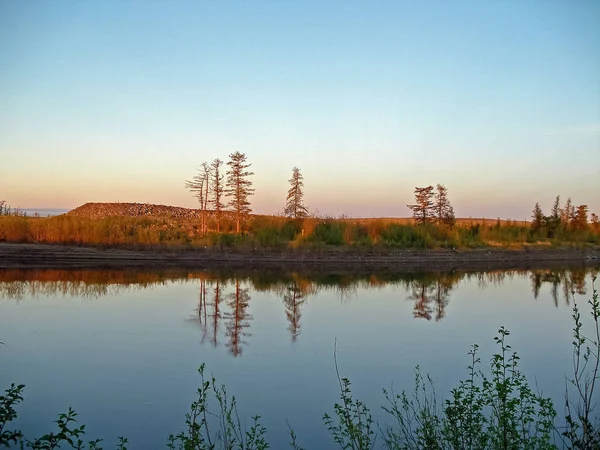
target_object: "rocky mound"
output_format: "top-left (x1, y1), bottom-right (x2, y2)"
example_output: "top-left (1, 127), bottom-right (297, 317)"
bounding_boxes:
top-left (67, 202), bottom-right (205, 219)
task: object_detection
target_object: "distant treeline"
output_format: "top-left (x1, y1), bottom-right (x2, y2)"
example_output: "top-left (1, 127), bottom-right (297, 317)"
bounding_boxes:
top-left (1, 151), bottom-right (598, 249)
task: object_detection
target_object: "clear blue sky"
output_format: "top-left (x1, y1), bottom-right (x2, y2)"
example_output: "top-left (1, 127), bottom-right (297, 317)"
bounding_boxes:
top-left (1, 0), bottom-right (599, 219)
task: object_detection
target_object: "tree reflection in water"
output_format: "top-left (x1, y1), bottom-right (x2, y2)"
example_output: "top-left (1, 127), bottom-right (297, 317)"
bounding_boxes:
top-left (0, 266), bottom-right (597, 356)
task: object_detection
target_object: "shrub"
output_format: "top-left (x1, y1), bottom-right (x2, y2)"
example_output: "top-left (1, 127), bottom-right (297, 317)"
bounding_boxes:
top-left (311, 221), bottom-right (346, 246)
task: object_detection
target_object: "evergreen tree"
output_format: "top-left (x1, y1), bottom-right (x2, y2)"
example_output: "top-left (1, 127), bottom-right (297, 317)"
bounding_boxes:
top-left (210, 158), bottom-right (225, 232)
top-left (225, 152), bottom-right (254, 233)
top-left (546, 195), bottom-right (561, 237)
top-left (284, 167), bottom-right (308, 219)
top-left (591, 213), bottom-right (599, 231)
top-left (434, 184), bottom-right (455, 227)
top-left (561, 197), bottom-right (575, 228)
top-left (551, 195), bottom-right (561, 223)
top-left (572, 205), bottom-right (588, 231)
top-left (531, 202), bottom-right (544, 233)
top-left (408, 186), bottom-right (435, 224)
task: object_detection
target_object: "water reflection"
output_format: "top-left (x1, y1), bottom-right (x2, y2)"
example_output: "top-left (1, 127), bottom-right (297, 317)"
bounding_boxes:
top-left (283, 275), bottom-right (314, 340)
top-left (529, 269), bottom-right (587, 306)
top-left (0, 267), bottom-right (597, 357)
top-left (408, 277), bottom-right (453, 321)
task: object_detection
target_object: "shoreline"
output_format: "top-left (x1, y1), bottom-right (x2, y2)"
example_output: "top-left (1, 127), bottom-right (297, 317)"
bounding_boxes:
top-left (0, 242), bottom-right (598, 272)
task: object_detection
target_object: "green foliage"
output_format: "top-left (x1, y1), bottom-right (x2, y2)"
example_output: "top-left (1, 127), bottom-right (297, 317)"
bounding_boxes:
top-left (380, 224), bottom-right (430, 248)
top-left (310, 221), bottom-right (346, 246)
top-left (323, 342), bottom-right (376, 450)
top-left (563, 277), bottom-right (600, 449)
top-left (0, 383), bottom-right (126, 449)
top-left (323, 377), bottom-right (375, 450)
top-left (381, 368), bottom-right (443, 449)
top-left (0, 383), bottom-right (24, 447)
top-left (381, 329), bottom-right (557, 449)
top-left (167, 364), bottom-right (269, 450)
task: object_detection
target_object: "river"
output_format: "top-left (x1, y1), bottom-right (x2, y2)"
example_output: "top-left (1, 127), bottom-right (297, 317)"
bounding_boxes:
top-left (0, 266), bottom-right (598, 448)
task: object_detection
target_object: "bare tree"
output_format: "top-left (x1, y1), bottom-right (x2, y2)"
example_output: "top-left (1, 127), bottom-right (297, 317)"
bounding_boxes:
top-left (284, 167), bottom-right (308, 219)
top-left (210, 158), bottom-right (225, 232)
top-left (434, 184), bottom-right (455, 227)
top-left (201, 162), bottom-right (211, 232)
top-left (225, 152), bottom-right (254, 233)
top-left (408, 185), bottom-right (435, 224)
top-left (185, 162), bottom-right (211, 234)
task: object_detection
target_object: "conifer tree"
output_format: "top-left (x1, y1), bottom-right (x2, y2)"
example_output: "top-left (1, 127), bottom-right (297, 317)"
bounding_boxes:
top-left (225, 152), bottom-right (254, 233)
top-left (572, 205), bottom-right (588, 231)
top-left (408, 186), bottom-right (435, 224)
top-left (591, 213), bottom-right (599, 231)
top-left (546, 195), bottom-right (561, 237)
top-left (433, 184), bottom-right (455, 227)
top-left (561, 197), bottom-right (575, 228)
top-left (551, 195), bottom-right (561, 224)
top-left (531, 202), bottom-right (544, 233)
top-left (284, 167), bottom-right (308, 219)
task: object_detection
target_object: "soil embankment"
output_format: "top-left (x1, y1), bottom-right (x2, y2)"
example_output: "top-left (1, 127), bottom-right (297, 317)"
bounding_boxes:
top-left (0, 243), bottom-right (598, 272)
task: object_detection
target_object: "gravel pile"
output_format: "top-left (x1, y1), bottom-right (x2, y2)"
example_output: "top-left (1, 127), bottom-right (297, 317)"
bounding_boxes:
top-left (67, 202), bottom-right (209, 219)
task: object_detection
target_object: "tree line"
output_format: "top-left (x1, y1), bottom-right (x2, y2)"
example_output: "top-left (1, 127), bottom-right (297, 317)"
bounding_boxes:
top-left (186, 152), bottom-right (458, 234)
top-left (407, 184), bottom-right (455, 226)
top-left (186, 154), bottom-right (600, 237)
top-left (185, 152), bottom-right (307, 234)
top-left (531, 196), bottom-right (599, 236)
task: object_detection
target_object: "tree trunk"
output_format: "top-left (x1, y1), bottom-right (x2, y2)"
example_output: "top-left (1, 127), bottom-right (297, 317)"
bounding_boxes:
top-left (203, 179), bottom-right (209, 234)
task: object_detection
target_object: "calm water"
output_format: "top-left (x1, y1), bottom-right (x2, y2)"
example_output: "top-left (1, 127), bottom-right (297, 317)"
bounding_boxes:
top-left (0, 267), bottom-right (598, 448)
top-left (20, 208), bottom-right (70, 217)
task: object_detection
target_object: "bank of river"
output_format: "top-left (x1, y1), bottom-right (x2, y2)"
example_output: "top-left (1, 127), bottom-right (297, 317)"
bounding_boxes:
top-left (0, 242), bottom-right (598, 271)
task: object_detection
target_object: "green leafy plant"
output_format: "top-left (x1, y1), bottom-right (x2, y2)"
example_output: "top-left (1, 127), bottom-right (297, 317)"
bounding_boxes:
top-left (563, 277), bottom-right (600, 448)
top-left (0, 383), bottom-right (24, 447)
top-left (381, 368), bottom-right (443, 449)
top-left (323, 340), bottom-right (376, 449)
top-left (167, 364), bottom-right (269, 450)
top-left (377, 328), bottom-right (557, 449)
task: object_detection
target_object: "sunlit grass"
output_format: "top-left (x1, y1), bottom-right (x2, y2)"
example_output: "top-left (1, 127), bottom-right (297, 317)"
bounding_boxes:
top-left (0, 214), bottom-right (598, 250)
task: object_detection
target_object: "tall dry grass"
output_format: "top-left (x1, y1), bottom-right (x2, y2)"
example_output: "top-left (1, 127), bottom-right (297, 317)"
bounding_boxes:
top-left (0, 214), bottom-right (598, 251)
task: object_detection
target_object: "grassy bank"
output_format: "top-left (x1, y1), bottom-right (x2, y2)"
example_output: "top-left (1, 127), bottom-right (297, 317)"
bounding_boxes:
top-left (0, 214), bottom-right (599, 251)
top-left (1, 282), bottom-right (598, 449)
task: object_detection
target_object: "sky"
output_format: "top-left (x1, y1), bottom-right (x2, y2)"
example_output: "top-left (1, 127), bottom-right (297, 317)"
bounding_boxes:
top-left (1, 0), bottom-right (599, 220)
